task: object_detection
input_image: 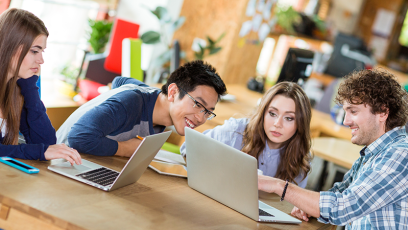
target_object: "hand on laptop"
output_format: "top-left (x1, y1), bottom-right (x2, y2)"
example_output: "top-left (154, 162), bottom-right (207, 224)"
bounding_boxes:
top-left (291, 206), bottom-right (310, 221)
top-left (45, 144), bottom-right (82, 165)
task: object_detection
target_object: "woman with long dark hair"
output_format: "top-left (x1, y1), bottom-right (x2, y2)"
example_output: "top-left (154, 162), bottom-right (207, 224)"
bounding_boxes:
top-left (0, 8), bottom-right (81, 165)
top-left (181, 81), bottom-right (312, 186)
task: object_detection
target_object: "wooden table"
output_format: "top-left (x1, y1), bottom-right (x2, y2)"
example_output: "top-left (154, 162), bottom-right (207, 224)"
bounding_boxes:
top-left (311, 137), bottom-right (362, 169)
top-left (0, 155), bottom-right (332, 230)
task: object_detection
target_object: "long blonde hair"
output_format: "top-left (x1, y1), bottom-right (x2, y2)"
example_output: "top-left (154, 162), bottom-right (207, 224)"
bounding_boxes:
top-left (0, 8), bottom-right (49, 145)
top-left (241, 82), bottom-right (312, 184)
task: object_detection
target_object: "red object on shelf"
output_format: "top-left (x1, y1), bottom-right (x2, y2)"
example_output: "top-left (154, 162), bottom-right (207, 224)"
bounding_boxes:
top-left (78, 79), bottom-right (105, 101)
top-left (104, 18), bottom-right (140, 74)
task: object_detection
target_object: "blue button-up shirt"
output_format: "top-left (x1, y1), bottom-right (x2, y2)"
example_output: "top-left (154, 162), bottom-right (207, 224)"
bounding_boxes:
top-left (318, 126), bottom-right (408, 229)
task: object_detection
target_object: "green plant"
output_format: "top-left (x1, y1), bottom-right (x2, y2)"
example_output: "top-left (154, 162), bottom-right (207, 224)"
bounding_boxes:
top-left (141, 6), bottom-right (185, 46)
top-left (60, 65), bottom-right (80, 85)
top-left (88, 19), bottom-right (113, 54)
top-left (140, 6), bottom-right (186, 69)
top-left (400, 12), bottom-right (408, 47)
top-left (311, 15), bottom-right (326, 33)
top-left (275, 6), bottom-right (301, 34)
top-left (194, 33), bottom-right (225, 60)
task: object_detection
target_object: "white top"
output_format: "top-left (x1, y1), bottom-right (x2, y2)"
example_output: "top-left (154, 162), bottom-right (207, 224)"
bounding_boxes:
top-left (0, 118), bottom-right (5, 137)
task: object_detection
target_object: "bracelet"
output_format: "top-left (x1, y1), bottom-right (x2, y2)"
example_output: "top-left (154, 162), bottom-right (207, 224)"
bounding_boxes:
top-left (280, 180), bottom-right (289, 201)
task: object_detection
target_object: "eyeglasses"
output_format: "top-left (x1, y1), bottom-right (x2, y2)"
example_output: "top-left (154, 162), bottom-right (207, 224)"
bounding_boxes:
top-left (180, 88), bottom-right (216, 120)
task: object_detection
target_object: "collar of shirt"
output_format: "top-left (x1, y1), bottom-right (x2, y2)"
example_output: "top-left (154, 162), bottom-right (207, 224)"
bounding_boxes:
top-left (361, 126), bottom-right (406, 164)
top-left (264, 143), bottom-right (284, 156)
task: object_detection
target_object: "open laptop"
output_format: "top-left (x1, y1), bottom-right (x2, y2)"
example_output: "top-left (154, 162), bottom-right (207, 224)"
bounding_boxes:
top-left (185, 128), bottom-right (301, 224)
top-left (48, 131), bottom-right (171, 191)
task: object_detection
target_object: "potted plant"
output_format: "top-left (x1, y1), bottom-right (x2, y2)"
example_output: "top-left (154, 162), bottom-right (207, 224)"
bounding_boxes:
top-left (88, 19), bottom-right (113, 54)
top-left (193, 33), bottom-right (226, 60)
top-left (58, 19), bottom-right (112, 97)
top-left (57, 64), bottom-right (80, 98)
top-left (274, 6), bottom-right (301, 34)
top-left (140, 6), bottom-right (186, 80)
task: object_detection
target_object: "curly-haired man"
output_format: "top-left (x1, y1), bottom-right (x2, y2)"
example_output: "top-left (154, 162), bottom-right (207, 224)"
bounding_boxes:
top-left (258, 68), bottom-right (408, 229)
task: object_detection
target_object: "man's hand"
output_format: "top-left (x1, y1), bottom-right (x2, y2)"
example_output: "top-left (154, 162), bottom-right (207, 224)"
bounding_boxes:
top-left (258, 175), bottom-right (278, 193)
top-left (115, 137), bottom-right (143, 157)
top-left (291, 206), bottom-right (311, 221)
top-left (44, 144), bottom-right (82, 165)
top-left (259, 175), bottom-right (321, 218)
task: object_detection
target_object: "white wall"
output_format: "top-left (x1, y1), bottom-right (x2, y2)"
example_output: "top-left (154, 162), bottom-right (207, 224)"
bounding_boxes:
top-left (10, 0), bottom-right (99, 82)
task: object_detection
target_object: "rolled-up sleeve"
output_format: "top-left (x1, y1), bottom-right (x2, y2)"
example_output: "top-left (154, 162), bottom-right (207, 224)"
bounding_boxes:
top-left (318, 148), bottom-right (408, 226)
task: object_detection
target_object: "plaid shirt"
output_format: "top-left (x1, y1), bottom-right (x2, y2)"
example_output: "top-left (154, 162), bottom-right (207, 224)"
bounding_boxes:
top-left (318, 127), bottom-right (408, 229)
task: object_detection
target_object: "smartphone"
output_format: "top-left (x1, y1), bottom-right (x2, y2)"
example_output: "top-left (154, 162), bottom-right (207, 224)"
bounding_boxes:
top-left (0, 157), bottom-right (39, 174)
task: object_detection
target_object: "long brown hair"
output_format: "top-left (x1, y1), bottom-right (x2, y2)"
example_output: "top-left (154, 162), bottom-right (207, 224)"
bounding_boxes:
top-left (242, 82), bottom-right (312, 184)
top-left (0, 8), bottom-right (49, 145)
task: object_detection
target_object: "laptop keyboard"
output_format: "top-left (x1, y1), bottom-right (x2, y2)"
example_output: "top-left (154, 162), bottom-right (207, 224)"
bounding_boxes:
top-left (259, 209), bottom-right (274, 217)
top-left (76, 167), bottom-right (119, 187)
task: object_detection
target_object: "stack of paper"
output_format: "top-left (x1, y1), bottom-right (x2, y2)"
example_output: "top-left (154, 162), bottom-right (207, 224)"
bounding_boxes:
top-left (149, 150), bottom-right (187, 178)
top-left (153, 150), bottom-right (186, 165)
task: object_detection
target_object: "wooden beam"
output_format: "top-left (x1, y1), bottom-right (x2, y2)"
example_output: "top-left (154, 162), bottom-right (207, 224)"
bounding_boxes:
top-left (0, 203), bottom-right (10, 220)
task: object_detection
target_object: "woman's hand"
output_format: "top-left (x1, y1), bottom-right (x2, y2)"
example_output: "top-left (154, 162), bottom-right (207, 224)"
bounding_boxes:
top-left (44, 144), bottom-right (82, 165)
top-left (291, 206), bottom-right (311, 221)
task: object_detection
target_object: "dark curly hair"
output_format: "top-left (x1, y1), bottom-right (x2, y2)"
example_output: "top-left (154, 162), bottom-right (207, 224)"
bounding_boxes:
top-left (335, 68), bottom-right (408, 132)
top-left (161, 60), bottom-right (227, 100)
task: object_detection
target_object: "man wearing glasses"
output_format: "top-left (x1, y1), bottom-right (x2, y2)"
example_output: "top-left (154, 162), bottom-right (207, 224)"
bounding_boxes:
top-left (56, 60), bottom-right (227, 157)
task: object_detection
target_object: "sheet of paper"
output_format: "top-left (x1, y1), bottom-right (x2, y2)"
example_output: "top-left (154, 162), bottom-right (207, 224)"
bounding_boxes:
top-left (252, 14), bottom-right (263, 32)
top-left (372, 8), bottom-right (396, 38)
top-left (257, 0), bottom-right (265, 12)
top-left (258, 23), bottom-right (270, 41)
top-left (239, 20), bottom-right (252, 37)
top-left (245, 0), bottom-right (256, 16)
top-left (263, 0), bottom-right (273, 20)
top-left (154, 149), bottom-right (186, 165)
top-left (269, 17), bottom-right (277, 30)
top-left (149, 161), bottom-right (187, 178)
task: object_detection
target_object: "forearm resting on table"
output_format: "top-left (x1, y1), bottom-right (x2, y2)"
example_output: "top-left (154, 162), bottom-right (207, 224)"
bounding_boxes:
top-left (115, 138), bottom-right (143, 157)
top-left (259, 175), bottom-right (320, 218)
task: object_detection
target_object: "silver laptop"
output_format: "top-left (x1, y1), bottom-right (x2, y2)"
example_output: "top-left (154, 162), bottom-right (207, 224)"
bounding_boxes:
top-left (185, 128), bottom-right (301, 224)
top-left (48, 131), bottom-right (171, 191)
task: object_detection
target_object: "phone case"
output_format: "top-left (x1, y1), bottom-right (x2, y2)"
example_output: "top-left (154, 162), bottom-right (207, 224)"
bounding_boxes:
top-left (0, 157), bottom-right (39, 174)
